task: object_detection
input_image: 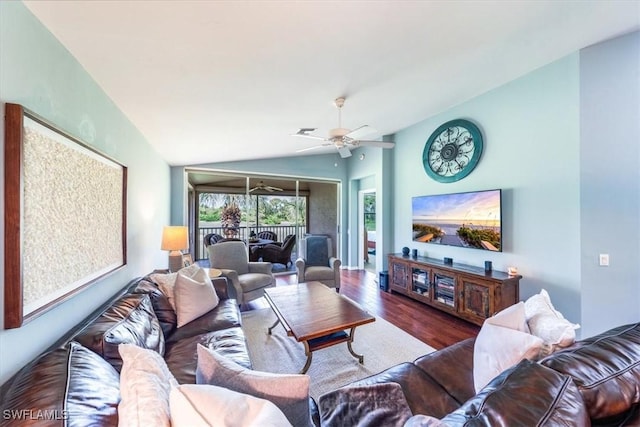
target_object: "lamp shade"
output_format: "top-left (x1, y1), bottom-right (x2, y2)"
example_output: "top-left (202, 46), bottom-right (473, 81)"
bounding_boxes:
top-left (161, 226), bottom-right (188, 251)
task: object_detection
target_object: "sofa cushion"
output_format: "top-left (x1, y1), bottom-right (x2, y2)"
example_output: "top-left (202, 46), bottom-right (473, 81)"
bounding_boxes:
top-left (196, 344), bottom-right (311, 427)
top-left (318, 383), bottom-right (412, 427)
top-left (414, 338), bottom-right (476, 405)
top-left (169, 384), bottom-right (291, 427)
top-left (541, 322), bottom-right (640, 421)
top-left (441, 359), bottom-right (590, 426)
top-left (164, 326), bottom-right (251, 384)
top-left (134, 278), bottom-right (177, 337)
top-left (74, 293), bottom-right (164, 372)
top-left (174, 268), bottom-right (220, 328)
top-left (348, 362), bottom-right (460, 418)
top-left (165, 298), bottom-right (242, 344)
top-left (0, 341), bottom-right (120, 427)
top-left (118, 344), bottom-right (178, 427)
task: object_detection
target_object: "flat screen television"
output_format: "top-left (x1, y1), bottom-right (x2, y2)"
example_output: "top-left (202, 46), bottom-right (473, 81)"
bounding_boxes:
top-left (412, 189), bottom-right (502, 252)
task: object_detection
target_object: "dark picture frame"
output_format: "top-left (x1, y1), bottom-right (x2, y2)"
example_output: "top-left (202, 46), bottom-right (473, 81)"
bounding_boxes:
top-left (4, 103), bottom-right (127, 329)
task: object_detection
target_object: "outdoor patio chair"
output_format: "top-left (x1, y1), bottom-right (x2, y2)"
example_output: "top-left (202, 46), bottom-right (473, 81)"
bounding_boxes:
top-left (257, 230), bottom-right (278, 241)
top-left (261, 234), bottom-right (296, 267)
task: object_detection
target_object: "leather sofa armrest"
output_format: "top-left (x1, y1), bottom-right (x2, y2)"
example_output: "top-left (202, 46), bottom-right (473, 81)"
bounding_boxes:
top-left (248, 261), bottom-right (273, 275)
top-left (211, 277), bottom-right (231, 300)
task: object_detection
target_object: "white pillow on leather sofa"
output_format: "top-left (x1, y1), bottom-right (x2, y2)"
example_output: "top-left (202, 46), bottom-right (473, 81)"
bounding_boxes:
top-left (525, 289), bottom-right (580, 352)
top-left (196, 344), bottom-right (311, 427)
top-left (170, 384), bottom-right (291, 427)
top-left (118, 343), bottom-right (178, 427)
top-left (174, 268), bottom-right (220, 327)
top-left (473, 302), bottom-right (544, 392)
top-left (150, 264), bottom-right (201, 310)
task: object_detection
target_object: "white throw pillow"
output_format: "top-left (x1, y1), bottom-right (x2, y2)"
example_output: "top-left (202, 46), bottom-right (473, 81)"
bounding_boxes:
top-left (174, 268), bottom-right (220, 328)
top-left (170, 384), bottom-right (292, 427)
top-left (150, 264), bottom-right (201, 310)
top-left (473, 302), bottom-right (544, 392)
top-left (524, 289), bottom-right (580, 351)
top-left (118, 343), bottom-right (178, 427)
top-left (196, 344), bottom-right (311, 427)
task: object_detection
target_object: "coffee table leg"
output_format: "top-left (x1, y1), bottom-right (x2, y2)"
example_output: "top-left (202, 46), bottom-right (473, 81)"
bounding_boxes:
top-left (268, 318), bottom-right (280, 335)
top-left (300, 341), bottom-right (313, 374)
top-left (347, 327), bottom-right (364, 364)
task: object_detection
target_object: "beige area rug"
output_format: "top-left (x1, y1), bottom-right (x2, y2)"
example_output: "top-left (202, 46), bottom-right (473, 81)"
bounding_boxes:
top-left (242, 307), bottom-right (435, 400)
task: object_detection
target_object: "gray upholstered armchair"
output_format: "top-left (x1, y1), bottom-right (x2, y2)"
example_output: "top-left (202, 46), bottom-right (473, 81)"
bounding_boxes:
top-left (208, 241), bottom-right (275, 304)
top-left (295, 235), bottom-right (341, 291)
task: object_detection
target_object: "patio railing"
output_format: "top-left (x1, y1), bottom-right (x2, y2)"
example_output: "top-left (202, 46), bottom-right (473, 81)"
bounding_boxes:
top-left (196, 224), bottom-right (306, 260)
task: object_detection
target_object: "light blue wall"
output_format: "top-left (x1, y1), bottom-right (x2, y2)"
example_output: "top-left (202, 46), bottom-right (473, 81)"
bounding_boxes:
top-left (389, 32), bottom-right (640, 336)
top-left (392, 54), bottom-right (583, 327)
top-left (0, 2), bottom-right (170, 384)
top-left (579, 32), bottom-right (640, 335)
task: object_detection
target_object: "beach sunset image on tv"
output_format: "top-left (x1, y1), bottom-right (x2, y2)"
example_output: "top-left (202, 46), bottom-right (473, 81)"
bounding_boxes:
top-left (412, 189), bottom-right (502, 252)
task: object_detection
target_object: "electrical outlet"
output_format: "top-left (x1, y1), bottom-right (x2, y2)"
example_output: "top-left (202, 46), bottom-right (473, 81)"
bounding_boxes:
top-left (599, 254), bottom-right (610, 266)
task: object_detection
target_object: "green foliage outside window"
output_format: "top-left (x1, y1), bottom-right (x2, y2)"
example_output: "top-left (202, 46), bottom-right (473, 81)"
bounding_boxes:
top-left (198, 193), bottom-right (306, 225)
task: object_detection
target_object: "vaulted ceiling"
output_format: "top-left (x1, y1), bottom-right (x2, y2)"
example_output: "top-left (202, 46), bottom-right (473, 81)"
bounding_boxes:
top-left (24, 1), bottom-right (640, 166)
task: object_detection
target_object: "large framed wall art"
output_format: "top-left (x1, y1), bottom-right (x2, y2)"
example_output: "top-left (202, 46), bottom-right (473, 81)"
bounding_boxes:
top-left (4, 103), bottom-right (127, 329)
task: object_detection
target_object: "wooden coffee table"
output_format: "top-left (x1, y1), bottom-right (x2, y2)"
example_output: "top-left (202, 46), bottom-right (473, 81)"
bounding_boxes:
top-left (264, 281), bottom-right (375, 373)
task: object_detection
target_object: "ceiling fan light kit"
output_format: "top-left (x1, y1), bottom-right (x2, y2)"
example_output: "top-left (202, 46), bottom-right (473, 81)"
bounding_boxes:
top-left (293, 97), bottom-right (395, 158)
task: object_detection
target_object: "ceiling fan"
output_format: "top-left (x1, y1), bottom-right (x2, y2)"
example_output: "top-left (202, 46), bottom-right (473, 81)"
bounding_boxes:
top-left (249, 180), bottom-right (283, 193)
top-left (292, 97), bottom-right (395, 158)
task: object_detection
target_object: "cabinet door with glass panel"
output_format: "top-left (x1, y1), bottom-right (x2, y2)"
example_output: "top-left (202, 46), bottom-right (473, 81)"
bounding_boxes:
top-left (431, 268), bottom-right (457, 312)
top-left (410, 267), bottom-right (431, 303)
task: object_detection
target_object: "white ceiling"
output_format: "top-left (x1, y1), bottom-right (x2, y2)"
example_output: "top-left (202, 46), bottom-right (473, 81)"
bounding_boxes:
top-left (24, 1), bottom-right (639, 166)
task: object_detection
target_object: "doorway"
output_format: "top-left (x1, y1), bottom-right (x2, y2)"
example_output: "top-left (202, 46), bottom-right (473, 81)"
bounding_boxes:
top-left (359, 189), bottom-right (376, 274)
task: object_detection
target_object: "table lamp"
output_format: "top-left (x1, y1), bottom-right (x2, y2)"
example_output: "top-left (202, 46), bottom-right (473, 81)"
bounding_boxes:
top-left (161, 226), bottom-right (188, 272)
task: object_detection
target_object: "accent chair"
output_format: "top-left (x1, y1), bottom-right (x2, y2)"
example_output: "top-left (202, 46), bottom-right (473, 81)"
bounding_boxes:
top-left (295, 235), bottom-right (341, 291)
top-left (208, 241), bottom-right (275, 304)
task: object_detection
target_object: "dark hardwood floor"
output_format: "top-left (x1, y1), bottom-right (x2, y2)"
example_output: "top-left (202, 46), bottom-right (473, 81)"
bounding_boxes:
top-left (247, 269), bottom-right (479, 350)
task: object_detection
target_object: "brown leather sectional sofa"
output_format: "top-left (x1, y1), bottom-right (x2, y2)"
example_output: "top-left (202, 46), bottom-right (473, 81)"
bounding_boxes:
top-left (339, 322), bottom-right (640, 426)
top-left (0, 272), bottom-right (255, 426)
top-left (1, 272), bottom-right (639, 426)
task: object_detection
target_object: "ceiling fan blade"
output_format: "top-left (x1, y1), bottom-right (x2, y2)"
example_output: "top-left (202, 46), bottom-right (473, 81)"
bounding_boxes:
top-left (291, 133), bottom-right (327, 141)
top-left (296, 145), bottom-right (328, 153)
top-left (356, 140), bottom-right (396, 149)
top-left (337, 146), bottom-right (352, 158)
top-left (267, 186), bottom-right (283, 192)
top-left (345, 125), bottom-right (376, 140)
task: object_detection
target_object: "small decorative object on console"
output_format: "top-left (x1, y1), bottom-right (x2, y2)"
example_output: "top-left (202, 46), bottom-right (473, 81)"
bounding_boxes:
top-left (484, 261), bottom-right (492, 272)
top-left (444, 257), bottom-right (453, 265)
top-left (402, 247), bottom-right (410, 256)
